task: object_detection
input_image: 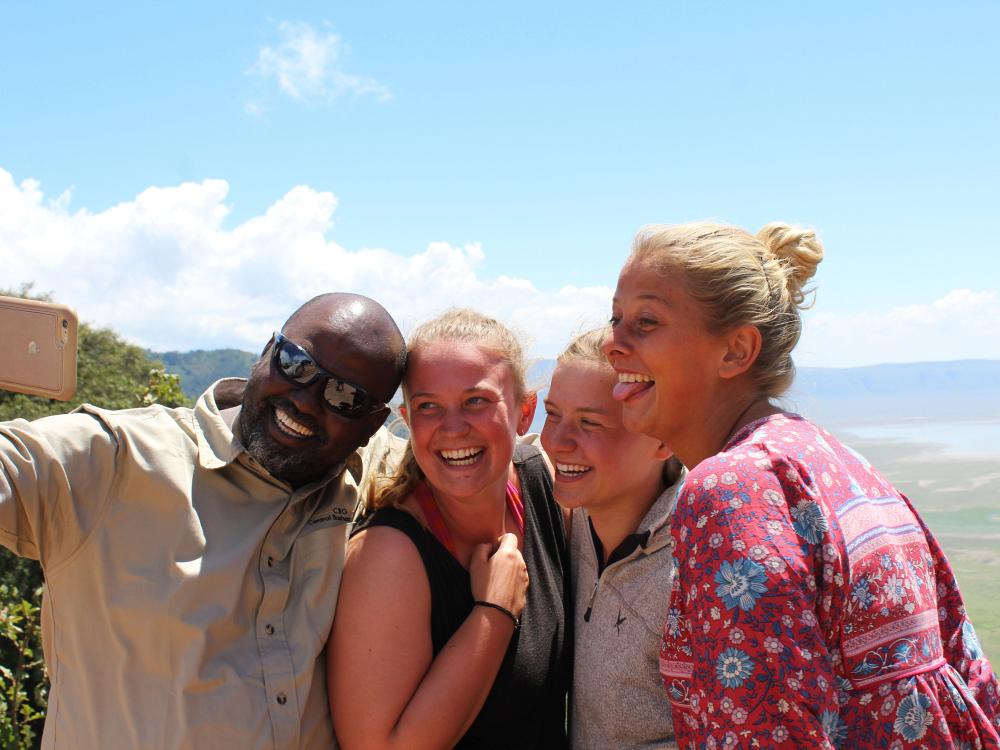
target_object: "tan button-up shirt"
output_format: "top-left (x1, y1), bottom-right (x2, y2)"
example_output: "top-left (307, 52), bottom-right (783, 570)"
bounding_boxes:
top-left (0, 379), bottom-right (403, 750)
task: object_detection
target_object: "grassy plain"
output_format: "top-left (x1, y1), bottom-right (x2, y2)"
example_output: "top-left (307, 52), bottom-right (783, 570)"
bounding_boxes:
top-left (834, 431), bottom-right (1000, 662)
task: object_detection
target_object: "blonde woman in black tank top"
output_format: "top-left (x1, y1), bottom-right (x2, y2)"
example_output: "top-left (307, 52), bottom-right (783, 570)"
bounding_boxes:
top-left (328, 309), bottom-right (570, 750)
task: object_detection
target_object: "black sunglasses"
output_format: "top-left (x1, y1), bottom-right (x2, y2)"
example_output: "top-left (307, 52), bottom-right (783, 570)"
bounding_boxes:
top-left (271, 332), bottom-right (385, 419)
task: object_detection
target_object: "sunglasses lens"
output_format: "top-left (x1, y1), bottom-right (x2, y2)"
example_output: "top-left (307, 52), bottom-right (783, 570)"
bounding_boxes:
top-left (323, 379), bottom-right (368, 415)
top-left (276, 340), bottom-right (319, 383)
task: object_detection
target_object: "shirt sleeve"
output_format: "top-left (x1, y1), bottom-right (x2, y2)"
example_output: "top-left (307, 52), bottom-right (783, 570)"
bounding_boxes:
top-left (915, 498), bottom-right (1000, 731)
top-left (0, 411), bottom-right (119, 567)
top-left (662, 453), bottom-right (841, 749)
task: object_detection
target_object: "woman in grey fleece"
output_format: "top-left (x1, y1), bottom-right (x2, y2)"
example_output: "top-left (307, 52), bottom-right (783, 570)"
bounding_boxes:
top-left (541, 328), bottom-right (686, 749)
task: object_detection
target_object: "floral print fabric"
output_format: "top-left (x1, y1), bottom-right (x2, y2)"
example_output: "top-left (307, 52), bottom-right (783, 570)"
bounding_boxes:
top-left (660, 413), bottom-right (1000, 749)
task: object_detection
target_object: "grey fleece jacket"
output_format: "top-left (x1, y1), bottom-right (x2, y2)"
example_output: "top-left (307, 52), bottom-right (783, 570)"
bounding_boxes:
top-left (569, 473), bottom-right (685, 750)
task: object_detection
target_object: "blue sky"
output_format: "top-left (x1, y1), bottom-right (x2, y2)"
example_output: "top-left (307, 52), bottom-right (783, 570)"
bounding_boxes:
top-left (1, 2), bottom-right (998, 365)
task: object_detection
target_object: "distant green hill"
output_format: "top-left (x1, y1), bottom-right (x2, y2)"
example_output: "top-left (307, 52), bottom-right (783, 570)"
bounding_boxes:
top-left (149, 348), bottom-right (258, 399)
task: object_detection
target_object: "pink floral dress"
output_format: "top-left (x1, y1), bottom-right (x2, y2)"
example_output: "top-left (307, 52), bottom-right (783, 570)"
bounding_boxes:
top-left (660, 413), bottom-right (1000, 749)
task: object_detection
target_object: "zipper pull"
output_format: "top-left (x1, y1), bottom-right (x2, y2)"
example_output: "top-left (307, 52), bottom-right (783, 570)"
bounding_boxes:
top-left (583, 579), bottom-right (599, 622)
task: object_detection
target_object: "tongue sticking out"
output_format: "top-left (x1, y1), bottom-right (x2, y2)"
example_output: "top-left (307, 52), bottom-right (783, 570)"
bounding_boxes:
top-left (612, 380), bottom-right (654, 402)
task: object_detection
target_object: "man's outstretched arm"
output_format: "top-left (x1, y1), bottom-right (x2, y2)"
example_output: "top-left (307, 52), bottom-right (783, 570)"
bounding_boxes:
top-left (0, 411), bottom-right (118, 566)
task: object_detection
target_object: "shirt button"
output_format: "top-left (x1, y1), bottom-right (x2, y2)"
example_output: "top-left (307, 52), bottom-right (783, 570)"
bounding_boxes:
top-left (265, 624), bottom-right (275, 635)
top-left (276, 693), bottom-right (287, 705)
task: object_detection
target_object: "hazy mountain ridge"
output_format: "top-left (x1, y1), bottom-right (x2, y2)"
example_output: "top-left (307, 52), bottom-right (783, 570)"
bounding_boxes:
top-left (530, 358), bottom-right (1000, 429)
top-left (791, 359), bottom-right (1000, 396)
top-left (786, 360), bottom-right (1000, 426)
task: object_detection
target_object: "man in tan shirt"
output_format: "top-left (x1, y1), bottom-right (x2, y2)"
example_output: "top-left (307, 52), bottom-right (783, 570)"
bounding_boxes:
top-left (0, 293), bottom-right (406, 749)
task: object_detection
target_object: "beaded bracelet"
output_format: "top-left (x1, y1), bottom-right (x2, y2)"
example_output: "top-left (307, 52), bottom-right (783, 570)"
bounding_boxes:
top-left (473, 600), bottom-right (520, 631)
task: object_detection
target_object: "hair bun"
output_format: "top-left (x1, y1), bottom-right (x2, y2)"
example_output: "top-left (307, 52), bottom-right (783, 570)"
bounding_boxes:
top-left (756, 222), bottom-right (824, 306)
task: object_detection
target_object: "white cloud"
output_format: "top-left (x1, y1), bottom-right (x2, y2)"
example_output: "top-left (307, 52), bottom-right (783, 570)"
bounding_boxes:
top-left (0, 168), bottom-right (609, 357)
top-left (798, 289), bottom-right (1000, 367)
top-left (249, 21), bottom-right (391, 105)
top-left (4, 167), bottom-right (996, 367)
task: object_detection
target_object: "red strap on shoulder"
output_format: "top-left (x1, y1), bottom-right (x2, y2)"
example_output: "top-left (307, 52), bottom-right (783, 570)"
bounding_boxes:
top-left (412, 481), bottom-right (458, 557)
top-left (505, 480), bottom-right (525, 536)
top-left (411, 479), bottom-right (526, 560)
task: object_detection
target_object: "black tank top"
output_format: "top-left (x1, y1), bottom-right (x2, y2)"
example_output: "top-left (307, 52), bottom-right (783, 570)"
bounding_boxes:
top-left (357, 444), bottom-right (570, 749)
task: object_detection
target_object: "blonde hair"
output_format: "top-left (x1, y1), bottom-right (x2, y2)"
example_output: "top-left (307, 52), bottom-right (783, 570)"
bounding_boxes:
top-left (556, 325), bottom-right (611, 367)
top-left (628, 221), bottom-right (823, 397)
top-left (372, 309), bottom-right (530, 510)
top-left (554, 325), bottom-right (685, 483)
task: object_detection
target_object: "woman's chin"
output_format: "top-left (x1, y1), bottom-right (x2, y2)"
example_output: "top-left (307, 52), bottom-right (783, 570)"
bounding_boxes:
top-left (621, 405), bottom-right (655, 439)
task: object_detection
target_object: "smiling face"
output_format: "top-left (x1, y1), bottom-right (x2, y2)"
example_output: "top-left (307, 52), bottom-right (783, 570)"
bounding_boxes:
top-left (403, 340), bottom-right (534, 503)
top-left (541, 359), bottom-right (668, 514)
top-left (239, 312), bottom-right (397, 488)
top-left (603, 258), bottom-right (730, 449)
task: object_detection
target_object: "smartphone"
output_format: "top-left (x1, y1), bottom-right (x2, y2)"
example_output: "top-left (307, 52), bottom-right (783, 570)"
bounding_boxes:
top-left (0, 295), bottom-right (78, 401)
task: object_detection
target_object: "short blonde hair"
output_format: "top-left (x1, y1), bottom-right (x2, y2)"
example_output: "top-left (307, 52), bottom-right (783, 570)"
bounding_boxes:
top-left (628, 221), bottom-right (823, 397)
top-left (405, 308), bottom-right (529, 400)
top-left (556, 326), bottom-right (611, 367)
top-left (373, 308), bottom-right (529, 510)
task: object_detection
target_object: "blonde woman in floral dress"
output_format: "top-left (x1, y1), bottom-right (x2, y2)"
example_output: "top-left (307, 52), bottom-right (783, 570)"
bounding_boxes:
top-left (604, 222), bottom-right (1000, 749)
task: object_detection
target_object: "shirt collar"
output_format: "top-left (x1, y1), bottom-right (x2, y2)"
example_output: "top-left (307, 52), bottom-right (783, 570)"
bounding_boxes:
top-left (194, 379), bottom-right (245, 469)
top-left (639, 467), bottom-right (688, 539)
top-left (588, 516), bottom-right (649, 576)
